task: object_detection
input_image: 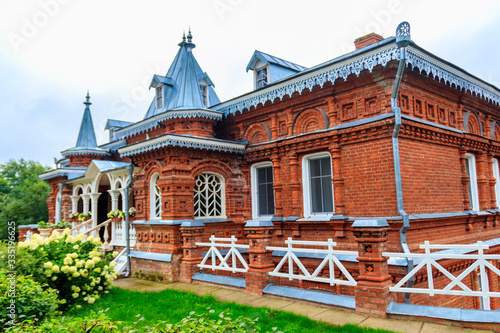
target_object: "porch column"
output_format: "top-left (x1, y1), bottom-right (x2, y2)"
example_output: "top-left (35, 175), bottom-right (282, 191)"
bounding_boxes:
top-left (56, 183), bottom-right (63, 222)
top-left (89, 193), bottom-right (101, 229)
top-left (119, 188), bottom-right (127, 211)
top-left (108, 190), bottom-right (121, 211)
top-left (70, 195), bottom-right (80, 214)
top-left (81, 194), bottom-right (91, 214)
top-left (245, 220), bottom-right (274, 295)
top-left (352, 219), bottom-right (393, 317)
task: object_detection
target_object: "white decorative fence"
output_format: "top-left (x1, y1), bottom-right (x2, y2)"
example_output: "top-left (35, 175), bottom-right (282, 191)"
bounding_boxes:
top-left (197, 235), bottom-right (249, 273)
top-left (111, 219), bottom-right (136, 247)
top-left (267, 238), bottom-right (358, 286)
top-left (383, 241), bottom-right (500, 310)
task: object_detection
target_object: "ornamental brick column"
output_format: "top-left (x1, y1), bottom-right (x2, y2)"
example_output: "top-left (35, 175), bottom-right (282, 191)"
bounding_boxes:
top-left (289, 152), bottom-right (301, 217)
top-left (488, 154), bottom-right (498, 209)
top-left (272, 149), bottom-right (283, 217)
top-left (477, 152), bottom-right (490, 211)
top-left (179, 221), bottom-right (205, 283)
top-left (330, 140), bottom-right (346, 216)
top-left (352, 219), bottom-right (393, 317)
top-left (459, 148), bottom-right (472, 210)
top-left (245, 220), bottom-right (274, 295)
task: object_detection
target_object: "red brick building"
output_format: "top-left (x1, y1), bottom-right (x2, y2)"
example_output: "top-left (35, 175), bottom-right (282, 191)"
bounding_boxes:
top-left (39, 23), bottom-right (500, 321)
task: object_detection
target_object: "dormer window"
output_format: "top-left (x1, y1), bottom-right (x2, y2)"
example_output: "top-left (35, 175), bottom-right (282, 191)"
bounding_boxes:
top-left (156, 86), bottom-right (164, 109)
top-left (200, 84), bottom-right (208, 107)
top-left (255, 65), bottom-right (268, 89)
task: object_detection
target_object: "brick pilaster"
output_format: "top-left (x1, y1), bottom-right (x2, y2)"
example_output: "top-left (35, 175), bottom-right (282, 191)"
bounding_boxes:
top-left (488, 154), bottom-right (498, 209)
top-left (459, 148), bottom-right (472, 210)
top-left (352, 219), bottom-right (393, 317)
top-left (477, 152), bottom-right (490, 211)
top-left (245, 221), bottom-right (274, 295)
top-left (179, 221), bottom-right (205, 283)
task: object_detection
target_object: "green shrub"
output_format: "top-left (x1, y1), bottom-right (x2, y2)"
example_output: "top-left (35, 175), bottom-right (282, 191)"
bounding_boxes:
top-left (5, 308), bottom-right (280, 333)
top-left (0, 272), bottom-right (60, 330)
top-left (18, 230), bottom-right (118, 307)
top-left (0, 242), bottom-right (47, 284)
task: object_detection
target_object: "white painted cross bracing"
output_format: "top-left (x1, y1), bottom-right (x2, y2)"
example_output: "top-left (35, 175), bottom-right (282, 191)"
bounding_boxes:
top-left (383, 241), bottom-right (500, 311)
top-left (196, 235), bottom-right (250, 273)
top-left (267, 237), bottom-right (358, 286)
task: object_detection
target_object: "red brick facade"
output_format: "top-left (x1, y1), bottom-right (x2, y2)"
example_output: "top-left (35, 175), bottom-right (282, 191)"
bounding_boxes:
top-left (41, 28), bottom-right (500, 326)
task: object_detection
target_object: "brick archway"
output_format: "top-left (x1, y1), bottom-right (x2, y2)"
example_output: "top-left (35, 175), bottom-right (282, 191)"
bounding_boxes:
top-left (292, 107), bottom-right (329, 136)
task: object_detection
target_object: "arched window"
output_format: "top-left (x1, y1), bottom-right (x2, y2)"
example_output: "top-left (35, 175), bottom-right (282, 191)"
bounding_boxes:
top-left (194, 173), bottom-right (224, 218)
top-left (465, 153), bottom-right (479, 211)
top-left (150, 173), bottom-right (161, 220)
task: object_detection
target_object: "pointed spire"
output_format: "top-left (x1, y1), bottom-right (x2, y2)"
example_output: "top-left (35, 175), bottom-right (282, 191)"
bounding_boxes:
top-left (75, 92), bottom-right (98, 148)
top-left (187, 27), bottom-right (192, 43)
top-left (182, 31), bottom-right (186, 43)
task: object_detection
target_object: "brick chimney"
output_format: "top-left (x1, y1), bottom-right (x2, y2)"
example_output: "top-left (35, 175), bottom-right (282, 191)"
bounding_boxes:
top-left (354, 33), bottom-right (384, 50)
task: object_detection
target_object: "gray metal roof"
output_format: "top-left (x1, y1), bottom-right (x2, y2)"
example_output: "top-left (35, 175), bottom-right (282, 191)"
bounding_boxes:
top-left (92, 160), bottom-right (132, 173)
top-left (143, 32), bottom-right (221, 119)
top-left (104, 119), bottom-right (134, 130)
top-left (246, 50), bottom-right (307, 72)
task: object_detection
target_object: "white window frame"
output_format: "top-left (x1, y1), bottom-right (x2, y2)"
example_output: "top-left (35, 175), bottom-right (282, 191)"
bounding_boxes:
top-left (251, 162), bottom-right (275, 219)
top-left (194, 172), bottom-right (226, 219)
top-left (255, 65), bottom-right (269, 89)
top-left (156, 85), bottom-right (164, 109)
top-left (150, 173), bottom-right (162, 220)
top-left (493, 158), bottom-right (500, 208)
top-left (465, 153), bottom-right (480, 211)
top-left (302, 152), bottom-right (335, 218)
top-left (200, 84), bottom-right (208, 107)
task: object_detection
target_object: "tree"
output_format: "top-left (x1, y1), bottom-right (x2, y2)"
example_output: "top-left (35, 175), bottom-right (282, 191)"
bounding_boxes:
top-left (0, 159), bottom-right (51, 239)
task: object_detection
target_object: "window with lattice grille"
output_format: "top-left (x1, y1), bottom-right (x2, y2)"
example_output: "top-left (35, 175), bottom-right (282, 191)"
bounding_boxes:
top-left (194, 173), bottom-right (224, 218)
top-left (150, 173), bottom-right (162, 220)
top-left (156, 86), bottom-right (163, 109)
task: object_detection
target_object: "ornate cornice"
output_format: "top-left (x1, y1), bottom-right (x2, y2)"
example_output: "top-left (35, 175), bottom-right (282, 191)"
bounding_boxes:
top-left (118, 134), bottom-right (246, 157)
top-left (116, 109), bottom-right (223, 140)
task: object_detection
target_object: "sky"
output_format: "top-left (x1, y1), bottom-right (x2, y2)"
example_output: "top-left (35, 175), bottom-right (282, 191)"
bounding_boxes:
top-left (0, 0), bottom-right (499, 169)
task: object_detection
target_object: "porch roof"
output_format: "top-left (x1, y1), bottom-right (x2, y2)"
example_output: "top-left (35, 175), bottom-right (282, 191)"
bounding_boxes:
top-left (64, 160), bottom-right (138, 185)
top-left (38, 166), bottom-right (87, 181)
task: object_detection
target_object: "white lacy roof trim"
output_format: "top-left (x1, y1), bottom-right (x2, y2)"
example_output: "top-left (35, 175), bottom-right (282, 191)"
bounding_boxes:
top-left (214, 43), bottom-right (500, 116)
top-left (118, 134), bottom-right (246, 157)
top-left (406, 48), bottom-right (500, 106)
top-left (116, 109), bottom-right (223, 140)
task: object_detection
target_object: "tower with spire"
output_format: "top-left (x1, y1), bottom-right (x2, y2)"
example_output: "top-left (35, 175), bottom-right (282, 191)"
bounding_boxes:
top-left (61, 92), bottom-right (109, 166)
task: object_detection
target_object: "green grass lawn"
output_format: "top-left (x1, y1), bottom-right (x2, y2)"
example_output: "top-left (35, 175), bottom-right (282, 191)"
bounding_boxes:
top-left (66, 287), bottom-right (395, 333)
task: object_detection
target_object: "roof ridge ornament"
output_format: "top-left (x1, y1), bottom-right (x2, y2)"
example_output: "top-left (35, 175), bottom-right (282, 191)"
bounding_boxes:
top-left (187, 27), bottom-right (192, 43)
top-left (84, 90), bottom-right (91, 107)
top-left (396, 21), bottom-right (411, 48)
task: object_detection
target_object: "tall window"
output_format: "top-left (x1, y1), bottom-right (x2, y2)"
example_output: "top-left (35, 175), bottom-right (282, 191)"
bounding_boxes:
top-left (251, 162), bottom-right (275, 218)
top-left (150, 173), bottom-right (162, 220)
top-left (194, 173), bottom-right (224, 218)
top-left (156, 86), bottom-right (163, 109)
top-left (302, 153), bottom-right (334, 217)
top-left (200, 84), bottom-right (208, 107)
top-left (255, 66), bottom-right (268, 89)
top-left (465, 153), bottom-right (480, 211)
top-left (493, 158), bottom-right (500, 208)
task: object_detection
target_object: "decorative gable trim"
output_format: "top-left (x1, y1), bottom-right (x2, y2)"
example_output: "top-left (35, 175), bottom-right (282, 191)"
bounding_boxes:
top-left (118, 134), bottom-right (246, 157)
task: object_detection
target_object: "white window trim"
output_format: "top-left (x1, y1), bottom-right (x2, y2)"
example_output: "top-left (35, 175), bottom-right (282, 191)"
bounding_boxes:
top-left (156, 86), bottom-right (164, 109)
top-left (194, 172), bottom-right (226, 219)
top-left (302, 152), bottom-right (335, 218)
top-left (466, 153), bottom-right (480, 211)
top-left (251, 161), bottom-right (274, 219)
top-left (150, 173), bottom-right (161, 220)
top-left (254, 64), bottom-right (269, 90)
top-left (200, 84), bottom-right (209, 107)
top-left (493, 158), bottom-right (500, 208)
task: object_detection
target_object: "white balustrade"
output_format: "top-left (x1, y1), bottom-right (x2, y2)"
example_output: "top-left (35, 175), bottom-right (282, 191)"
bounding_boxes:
top-left (112, 248), bottom-right (128, 275)
top-left (70, 219), bottom-right (93, 237)
top-left (197, 235), bottom-right (249, 273)
top-left (383, 241), bottom-right (500, 310)
top-left (267, 237), bottom-right (358, 286)
top-left (111, 219), bottom-right (136, 247)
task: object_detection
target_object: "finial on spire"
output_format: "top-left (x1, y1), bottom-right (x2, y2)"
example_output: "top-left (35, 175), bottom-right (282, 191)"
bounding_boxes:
top-left (187, 27), bottom-right (192, 43)
top-left (84, 90), bottom-right (92, 107)
top-left (182, 30), bottom-right (186, 42)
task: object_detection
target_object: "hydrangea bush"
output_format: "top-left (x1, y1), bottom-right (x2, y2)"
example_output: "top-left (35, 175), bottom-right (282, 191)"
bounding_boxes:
top-left (18, 229), bottom-right (118, 306)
